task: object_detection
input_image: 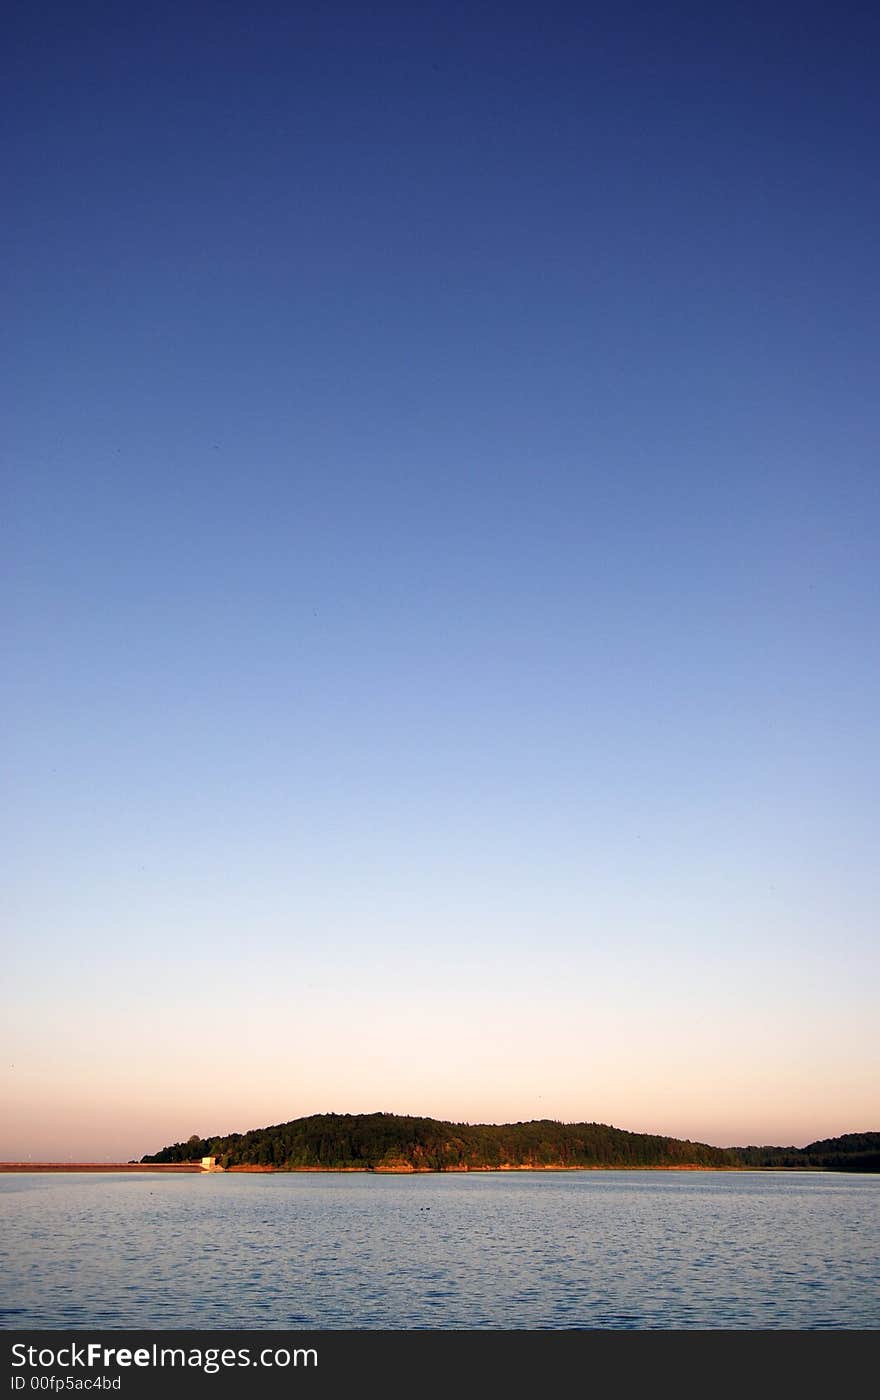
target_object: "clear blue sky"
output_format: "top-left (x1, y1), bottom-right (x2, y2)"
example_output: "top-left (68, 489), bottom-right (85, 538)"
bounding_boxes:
top-left (3, 0), bottom-right (878, 1157)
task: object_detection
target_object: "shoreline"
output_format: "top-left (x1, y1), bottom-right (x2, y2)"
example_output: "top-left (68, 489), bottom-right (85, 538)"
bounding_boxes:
top-left (1, 1162), bottom-right (843, 1175)
top-left (226, 1162), bottom-right (747, 1173)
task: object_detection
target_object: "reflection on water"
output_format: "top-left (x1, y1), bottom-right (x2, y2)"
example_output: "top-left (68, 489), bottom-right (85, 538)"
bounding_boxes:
top-left (1, 1170), bottom-right (877, 1329)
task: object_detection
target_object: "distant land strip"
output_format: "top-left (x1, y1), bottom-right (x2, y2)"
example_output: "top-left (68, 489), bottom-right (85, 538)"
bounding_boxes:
top-left (141, 1113), bottom-right (880, 1174)
top-left (0, 1162), bottom-right (204, 1173)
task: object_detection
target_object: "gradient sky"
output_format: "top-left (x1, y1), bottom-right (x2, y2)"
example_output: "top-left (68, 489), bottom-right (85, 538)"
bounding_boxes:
top-left (3, 1), bottom-right (878, 1159)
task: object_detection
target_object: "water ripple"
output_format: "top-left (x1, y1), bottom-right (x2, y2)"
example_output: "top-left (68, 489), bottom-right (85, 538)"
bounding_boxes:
top-left (0, 1171), bottom-right (878, 1329)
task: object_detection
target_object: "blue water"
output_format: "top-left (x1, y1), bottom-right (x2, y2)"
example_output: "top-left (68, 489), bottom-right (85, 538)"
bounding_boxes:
top-left (1, 1171), bottom-right (877, 1329)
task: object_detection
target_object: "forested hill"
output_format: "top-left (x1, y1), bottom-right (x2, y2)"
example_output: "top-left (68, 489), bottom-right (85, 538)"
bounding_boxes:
top-left (733, 1133), bottom-right (880, 1173)
top-left (144, 1113), bottom-right (730, 1171)
top-left (142, 1115), bottom-right (880, 1172)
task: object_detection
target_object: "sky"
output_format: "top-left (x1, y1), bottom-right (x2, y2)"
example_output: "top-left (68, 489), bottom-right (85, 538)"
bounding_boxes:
top-left (2, 0), bottom-right (878, 1159)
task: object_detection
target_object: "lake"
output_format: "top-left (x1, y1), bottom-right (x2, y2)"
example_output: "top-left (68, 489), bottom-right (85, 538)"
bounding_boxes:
top-left (1, 1170), bottom-right (877, 1329)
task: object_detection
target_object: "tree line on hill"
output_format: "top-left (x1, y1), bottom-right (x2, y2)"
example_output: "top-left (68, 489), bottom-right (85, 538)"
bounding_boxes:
top-left (141, 1114), bottom-right (880, 1172)
top-left (733, 1133), bottom-right (880, 1172)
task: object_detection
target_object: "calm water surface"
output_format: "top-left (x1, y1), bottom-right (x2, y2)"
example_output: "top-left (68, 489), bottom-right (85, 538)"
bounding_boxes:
top-left (1, 1171), bottom-right (877, 1329)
